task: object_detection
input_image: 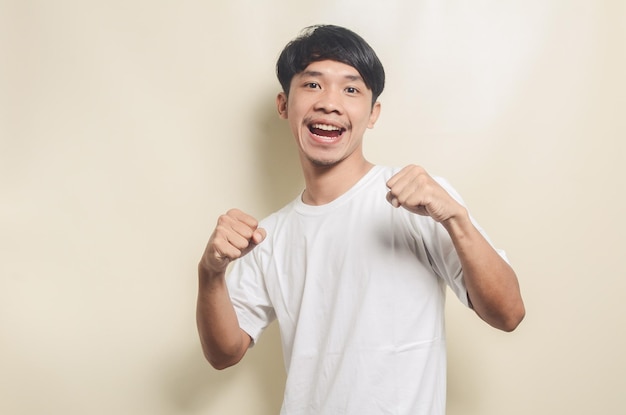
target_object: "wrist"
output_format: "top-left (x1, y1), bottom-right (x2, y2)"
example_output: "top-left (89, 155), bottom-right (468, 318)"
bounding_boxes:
top-left (441, 206), bottom-right (471, 236)
top-left (198, 261), bottom-right (226, 285)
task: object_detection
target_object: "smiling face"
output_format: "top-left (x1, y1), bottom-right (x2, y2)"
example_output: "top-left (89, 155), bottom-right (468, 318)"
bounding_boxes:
top-left (277, 60), bottom-right (381, 172)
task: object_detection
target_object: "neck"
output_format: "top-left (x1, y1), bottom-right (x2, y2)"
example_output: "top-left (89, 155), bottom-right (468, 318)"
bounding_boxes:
top-left (301, 158), bottom-right (374, 206)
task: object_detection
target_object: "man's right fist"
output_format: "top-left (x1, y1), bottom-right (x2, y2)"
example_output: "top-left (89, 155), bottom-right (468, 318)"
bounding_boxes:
top-left (199, 209), bottom-right (266, 276)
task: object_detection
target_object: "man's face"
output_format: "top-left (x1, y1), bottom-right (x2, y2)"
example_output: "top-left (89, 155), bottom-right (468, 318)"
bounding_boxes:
top-left (276, 60), bottom-right (381, 169)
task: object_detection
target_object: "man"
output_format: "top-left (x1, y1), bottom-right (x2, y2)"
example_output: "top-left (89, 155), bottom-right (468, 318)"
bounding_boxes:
top-left (197, 24), bottom-right (524, 415)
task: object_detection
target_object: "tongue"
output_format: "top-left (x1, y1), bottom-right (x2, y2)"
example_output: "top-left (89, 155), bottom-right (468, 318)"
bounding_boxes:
top-left (311, 127), bottom-right (341, 138)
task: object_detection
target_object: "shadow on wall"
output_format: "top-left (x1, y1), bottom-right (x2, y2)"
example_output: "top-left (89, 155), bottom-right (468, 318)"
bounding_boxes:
top-left (252, 91), bottom-right (304, 215)
top-left (446, 321), bottom-right (482, 414)
top-left (161, 324), bottom-right (285, 415)
top-left (160, 93), bottom-right (298, 414)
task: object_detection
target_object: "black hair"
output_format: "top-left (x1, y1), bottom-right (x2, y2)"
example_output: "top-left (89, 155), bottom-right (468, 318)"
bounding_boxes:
top-left (276, 25), bottom-right (385, 104)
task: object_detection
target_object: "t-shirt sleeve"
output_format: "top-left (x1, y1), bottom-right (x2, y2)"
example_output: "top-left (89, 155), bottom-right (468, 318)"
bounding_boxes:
top-left (226, 251), bottom-right (276, 346)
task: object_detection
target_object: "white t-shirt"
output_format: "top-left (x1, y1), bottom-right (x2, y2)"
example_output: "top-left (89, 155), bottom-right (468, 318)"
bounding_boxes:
top-left (227, 165), bottom-right (505, 415)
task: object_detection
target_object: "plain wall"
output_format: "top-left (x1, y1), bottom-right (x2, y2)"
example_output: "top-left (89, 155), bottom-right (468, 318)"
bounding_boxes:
top-left (1, 1), bottom-right (624, 414)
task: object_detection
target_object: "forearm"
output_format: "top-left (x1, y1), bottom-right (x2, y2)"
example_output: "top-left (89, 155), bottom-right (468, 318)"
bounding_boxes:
top-left (442, 209), bottom-right (525, 331)
top-left (196, 265), bottom-right (250, 369)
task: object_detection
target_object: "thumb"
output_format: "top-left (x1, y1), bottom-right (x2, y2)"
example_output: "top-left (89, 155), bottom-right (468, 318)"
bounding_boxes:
top-left (251, 227), bottom-right (267, 245)
top-left (386, 191), bottom-right (400, 208)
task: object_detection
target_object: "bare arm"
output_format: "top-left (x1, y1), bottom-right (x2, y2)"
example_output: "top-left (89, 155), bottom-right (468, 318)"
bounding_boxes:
top-left (386, 165), bottom-right (525, 331)
top-left (440, 209), bottom-right (525, 331)
top-left (196, 209), bottom-right (266, 369)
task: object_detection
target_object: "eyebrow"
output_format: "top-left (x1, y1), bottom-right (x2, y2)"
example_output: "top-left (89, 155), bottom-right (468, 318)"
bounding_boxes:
top-left (300, 70), bottom-right (364, 83)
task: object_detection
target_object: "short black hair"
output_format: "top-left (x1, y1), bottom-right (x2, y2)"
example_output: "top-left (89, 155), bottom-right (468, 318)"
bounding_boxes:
top-left (276, 25), bottom-right (385, 104)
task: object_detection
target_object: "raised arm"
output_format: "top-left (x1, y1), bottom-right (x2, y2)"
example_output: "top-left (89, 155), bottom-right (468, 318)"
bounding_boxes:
top-left (196, 209), bottom-right (266, 369)
top-left (386, 165), bottom-right (525, 331)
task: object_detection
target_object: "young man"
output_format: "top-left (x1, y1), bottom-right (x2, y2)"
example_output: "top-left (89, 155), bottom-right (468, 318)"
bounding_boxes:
top-left (197, 25), bottom-right (524, 415)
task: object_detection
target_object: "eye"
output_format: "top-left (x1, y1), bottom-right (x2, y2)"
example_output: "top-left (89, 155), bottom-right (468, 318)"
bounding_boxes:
top-left (345, 86), bottom-right (359, 94)
top-left (305, 82), bottom-right (320, 89)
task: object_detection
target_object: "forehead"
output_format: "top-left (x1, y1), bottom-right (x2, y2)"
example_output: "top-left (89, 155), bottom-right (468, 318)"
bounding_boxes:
top-left (296, 60), bottom-right (364, 82)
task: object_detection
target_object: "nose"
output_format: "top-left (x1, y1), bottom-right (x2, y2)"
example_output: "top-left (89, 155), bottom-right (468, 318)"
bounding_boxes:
top-left (314, 88), bottom-right (344, 114)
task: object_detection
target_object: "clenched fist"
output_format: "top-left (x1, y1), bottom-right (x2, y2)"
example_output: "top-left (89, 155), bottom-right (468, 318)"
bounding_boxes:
top-left (386, 165), bottom-right (465, 223)
top-left (199, 209), bottom-right (266, 277)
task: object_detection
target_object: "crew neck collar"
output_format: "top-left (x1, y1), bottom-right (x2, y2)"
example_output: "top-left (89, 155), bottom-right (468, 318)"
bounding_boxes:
top-left (294, 165), bottom-right (383, 215)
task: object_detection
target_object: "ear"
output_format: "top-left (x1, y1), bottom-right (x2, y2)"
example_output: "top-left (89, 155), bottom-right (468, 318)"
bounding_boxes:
top-left (367, 101), bottom-right (381, 129)
top-left (276, 92), bottom-right (288, 119)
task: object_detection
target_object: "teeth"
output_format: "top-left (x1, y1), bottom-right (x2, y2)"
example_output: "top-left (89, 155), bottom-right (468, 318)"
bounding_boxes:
top-left (311, 123), bottom-right (341, 131)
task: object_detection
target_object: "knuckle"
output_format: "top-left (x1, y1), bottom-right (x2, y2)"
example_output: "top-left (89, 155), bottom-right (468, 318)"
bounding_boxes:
top-left (216, 213), bottom-right (231, 226)
top-left (214, 223), bottom-right (228, 237)
top-left (226, 208), bottom-right (241, 216)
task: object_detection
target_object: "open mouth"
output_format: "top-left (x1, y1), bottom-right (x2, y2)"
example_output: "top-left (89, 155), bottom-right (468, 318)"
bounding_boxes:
top-left (308, 123), bottom-right (346, 139)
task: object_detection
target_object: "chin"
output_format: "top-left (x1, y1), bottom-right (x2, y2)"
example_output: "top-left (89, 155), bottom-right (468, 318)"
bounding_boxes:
top-left (306, 155), bottom-right (342, 168)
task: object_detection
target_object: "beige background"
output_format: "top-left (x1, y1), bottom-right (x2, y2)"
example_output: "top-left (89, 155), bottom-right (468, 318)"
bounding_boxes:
top-left (1, 1), bottom-right (624, 414)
